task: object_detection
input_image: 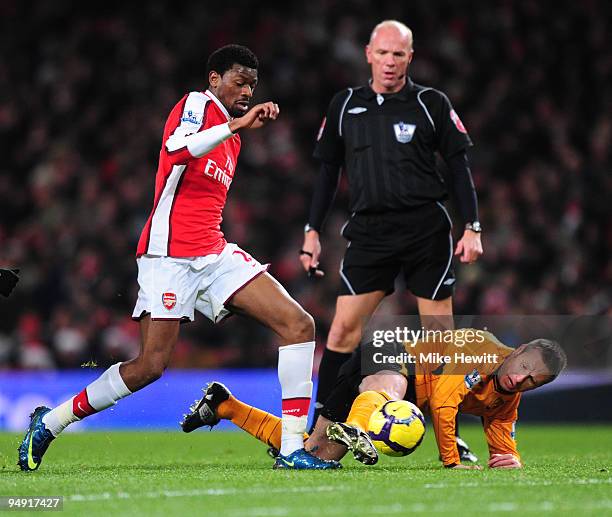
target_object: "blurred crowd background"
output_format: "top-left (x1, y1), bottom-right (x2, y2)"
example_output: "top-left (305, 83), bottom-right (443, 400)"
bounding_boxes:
top-left (0, 0), bottom-right (610, 370)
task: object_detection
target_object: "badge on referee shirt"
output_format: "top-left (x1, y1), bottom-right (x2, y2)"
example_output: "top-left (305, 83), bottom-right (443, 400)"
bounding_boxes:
top-left (393, 122), bottom-right (416, 143)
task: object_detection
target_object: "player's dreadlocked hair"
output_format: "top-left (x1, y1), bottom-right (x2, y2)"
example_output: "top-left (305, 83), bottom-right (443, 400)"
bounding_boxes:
top-left (206, 44), bottom-right (258, 77)
top-left (524, 338), bottom-right (567, 379)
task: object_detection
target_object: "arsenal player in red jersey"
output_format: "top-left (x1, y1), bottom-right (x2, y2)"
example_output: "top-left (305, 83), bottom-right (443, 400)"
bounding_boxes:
top-left (19, 45), bottom-right (340, 471)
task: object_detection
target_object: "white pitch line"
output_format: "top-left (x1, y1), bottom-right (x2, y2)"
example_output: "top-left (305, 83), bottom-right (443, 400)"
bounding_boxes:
top-left (224, 499), bottom-right (612, 516)
top-left (67, 485), bottom-right (347, 503)
top-left (423, 478), bottom-right (612, 489)
top-left (64, 488), bottom-right (612, 516)
top-left (66, 478), bottom-right (612, 503)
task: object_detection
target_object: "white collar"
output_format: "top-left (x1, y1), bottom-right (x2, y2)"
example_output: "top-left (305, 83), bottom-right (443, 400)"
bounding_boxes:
top-left (205, 89), bottom-right (231, 121)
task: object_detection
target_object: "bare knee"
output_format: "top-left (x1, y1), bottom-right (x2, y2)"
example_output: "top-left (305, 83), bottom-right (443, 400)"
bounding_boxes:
top-left (359, 372), bottom-right (407, 400)
top-left (327, 318), bottom-right (361, 353)
top-left (141, 357), bottom-right (166, 384)
top-left (123, 352), bottom-right (168, 390)
top-left (279, 306), bottom-right (315, 344)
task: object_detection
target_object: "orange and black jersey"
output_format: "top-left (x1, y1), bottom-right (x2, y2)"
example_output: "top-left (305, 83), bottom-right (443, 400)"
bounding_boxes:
top-left (408, 330), bottom-right (520, 466)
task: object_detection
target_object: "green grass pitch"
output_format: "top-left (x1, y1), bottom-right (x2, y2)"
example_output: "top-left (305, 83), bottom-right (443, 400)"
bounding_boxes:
top-left (1, 425), bottom-right (611, 516)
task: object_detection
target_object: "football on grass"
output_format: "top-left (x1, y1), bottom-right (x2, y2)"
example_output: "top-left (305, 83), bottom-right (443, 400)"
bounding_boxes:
top-left (368, 400), bottom-right (426, 457)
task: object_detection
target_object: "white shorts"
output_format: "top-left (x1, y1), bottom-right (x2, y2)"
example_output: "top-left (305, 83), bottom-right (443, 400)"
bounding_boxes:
top-left (132, 243), bottom-right (269, 323)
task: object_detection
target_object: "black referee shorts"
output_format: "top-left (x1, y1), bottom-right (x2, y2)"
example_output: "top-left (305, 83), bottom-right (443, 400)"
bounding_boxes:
top-left (338, 202), bottom-right (455, 300)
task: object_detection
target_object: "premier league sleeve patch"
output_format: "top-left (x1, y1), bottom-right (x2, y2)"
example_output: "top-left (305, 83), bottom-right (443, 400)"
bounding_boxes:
top-left (180, 110), bottom-right (203, 126)
top-left (393, 122), bottom-right (416, 143)
top-left (464, 368), bottom-right (482, 390)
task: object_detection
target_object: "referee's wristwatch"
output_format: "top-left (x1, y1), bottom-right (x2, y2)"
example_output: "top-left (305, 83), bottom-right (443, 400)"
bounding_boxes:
top-left (465, 221), bottom-right (482, 233)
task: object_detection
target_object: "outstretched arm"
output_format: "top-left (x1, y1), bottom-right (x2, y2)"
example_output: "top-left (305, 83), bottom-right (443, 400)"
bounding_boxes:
top-left (229, 102), bottom-right (279, 132)
top-left (166, 100), bottom-right (279, 165)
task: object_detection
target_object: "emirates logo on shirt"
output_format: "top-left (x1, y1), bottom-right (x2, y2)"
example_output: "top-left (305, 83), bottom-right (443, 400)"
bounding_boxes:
top-left (204, 158), bottom-right (234, 190)
top-left (162, 292), bottom-right (177, 310)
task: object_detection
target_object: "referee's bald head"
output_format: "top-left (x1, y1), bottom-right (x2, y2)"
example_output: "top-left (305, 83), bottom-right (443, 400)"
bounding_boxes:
top-left (369, 20), bottom-right (413, 49)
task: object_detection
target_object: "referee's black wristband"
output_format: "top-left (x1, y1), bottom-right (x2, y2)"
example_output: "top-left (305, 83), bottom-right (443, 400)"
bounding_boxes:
top-left (444, 463), bottom-right (458, 469)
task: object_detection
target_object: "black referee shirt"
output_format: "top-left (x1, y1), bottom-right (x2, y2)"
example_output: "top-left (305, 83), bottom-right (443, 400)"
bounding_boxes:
top-left (314, 78), bottom-right (473, 213)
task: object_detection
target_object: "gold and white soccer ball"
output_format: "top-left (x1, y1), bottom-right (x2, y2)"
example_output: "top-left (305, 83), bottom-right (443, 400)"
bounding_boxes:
top-left (368, 400), bottom-right (426, 457)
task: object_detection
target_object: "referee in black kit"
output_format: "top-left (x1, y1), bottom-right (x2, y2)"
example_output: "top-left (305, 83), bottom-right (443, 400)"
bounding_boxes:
top-left (300, 20), bottom-right (483, 461)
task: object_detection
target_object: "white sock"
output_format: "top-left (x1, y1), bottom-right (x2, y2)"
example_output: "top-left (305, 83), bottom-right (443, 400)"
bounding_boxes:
top-left (42, 363), bottom-right (131, 436)
top-left (278, 341), bottom-right (315, 456)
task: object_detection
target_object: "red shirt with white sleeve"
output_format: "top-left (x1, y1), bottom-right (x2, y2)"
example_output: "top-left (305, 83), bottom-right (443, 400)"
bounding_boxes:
top-left (137, 90), bottom-right (241, 257)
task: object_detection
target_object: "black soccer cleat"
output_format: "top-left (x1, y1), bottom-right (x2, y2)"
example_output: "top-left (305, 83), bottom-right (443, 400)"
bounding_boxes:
top-left (457, 436), bottom-right (478, 463)
top-left (326, 422), bottom-right (378, 465)
top-left (180, 381), bottom-right (231, 433)
top-left (267, 446), bottom-right (280, 459)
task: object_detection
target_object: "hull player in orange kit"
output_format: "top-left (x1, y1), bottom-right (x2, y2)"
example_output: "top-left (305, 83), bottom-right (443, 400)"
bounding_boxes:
top-left (19, 45), bottom-right (339, 471)
top-left (182, 330), bottom-right (566, 469)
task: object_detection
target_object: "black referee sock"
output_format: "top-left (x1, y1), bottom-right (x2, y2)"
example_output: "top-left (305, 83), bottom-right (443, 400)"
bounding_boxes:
top-left (310, 348), bottom-right (353, 432)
